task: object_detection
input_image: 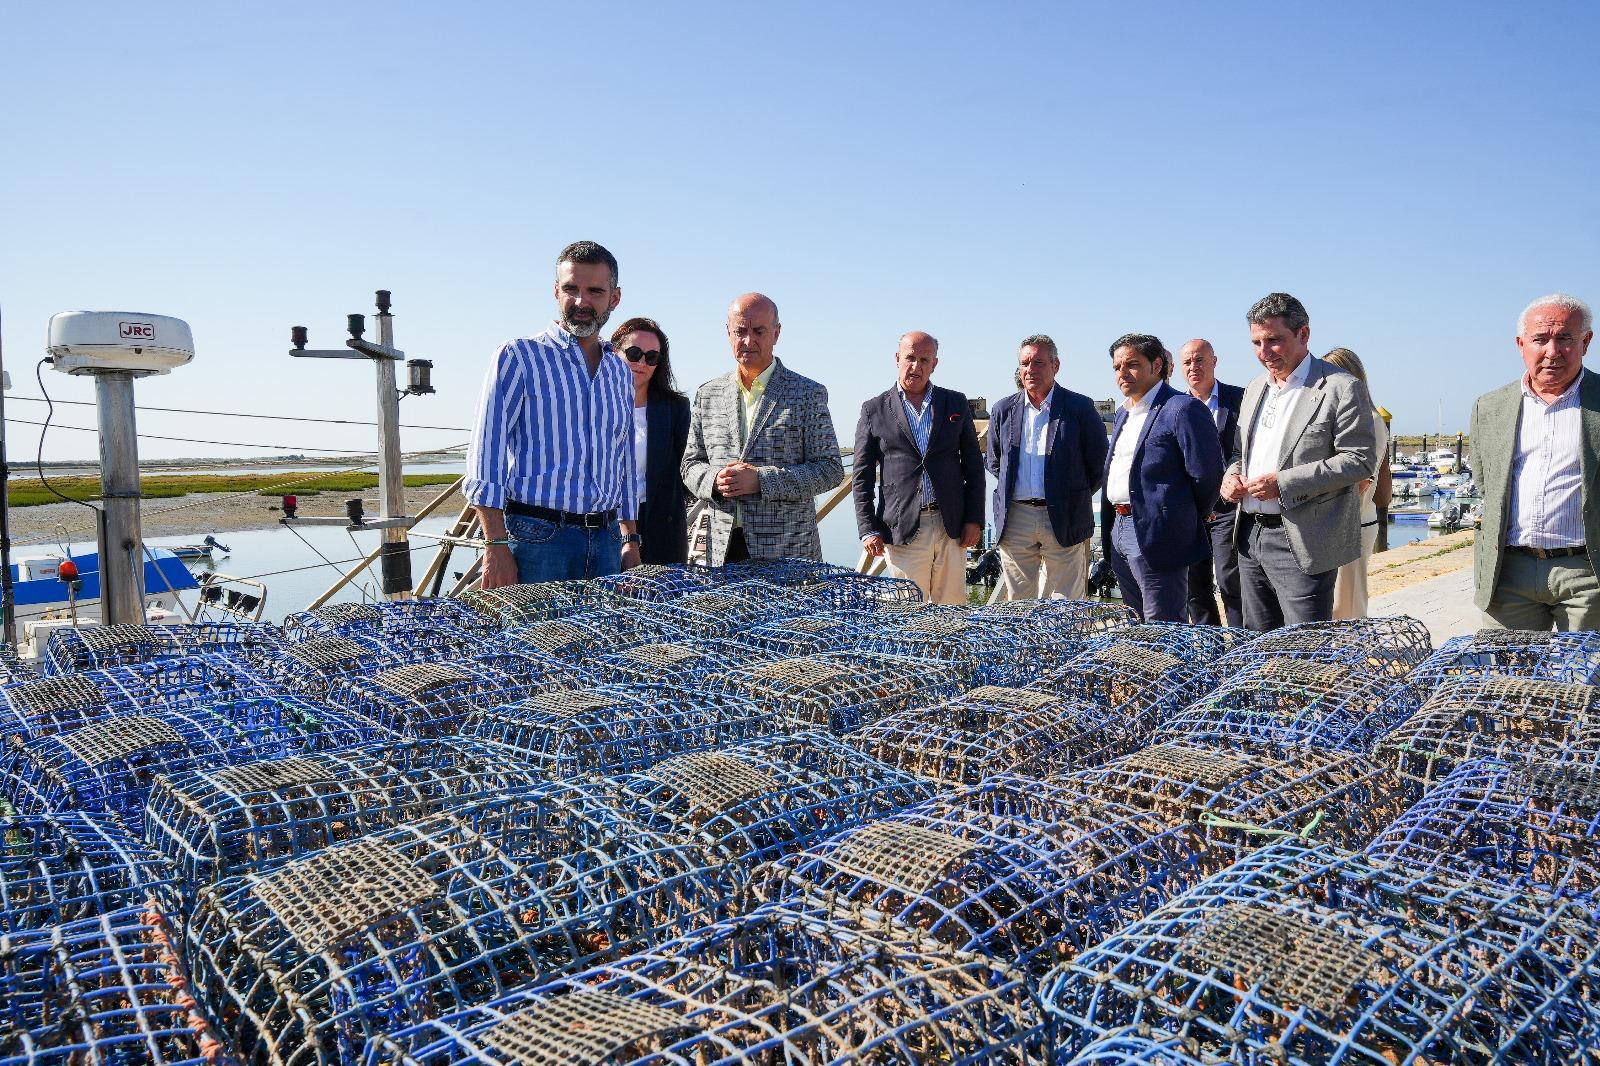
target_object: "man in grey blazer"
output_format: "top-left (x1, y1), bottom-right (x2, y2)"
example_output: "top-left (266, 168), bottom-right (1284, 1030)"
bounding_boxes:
top-left (1222, 293), bottom-right (1377, 630)
top-left (682, 293), bottom-right (845, 566)
top-left (1472, 293), bottom-right (1600, 630)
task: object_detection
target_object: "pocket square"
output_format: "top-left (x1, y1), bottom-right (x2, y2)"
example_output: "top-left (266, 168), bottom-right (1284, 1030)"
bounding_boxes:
top-left (947, 412), bottom-right (963, 422)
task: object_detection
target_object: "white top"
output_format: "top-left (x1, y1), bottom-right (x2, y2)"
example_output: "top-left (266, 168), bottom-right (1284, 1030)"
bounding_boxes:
top-left (1105, 391), bottom-right (1153, 506)
top-left (1014, 391), bottom-right (1052, 499)
top-left (1507, 374), bottom-right (1586, 548)
top-left (1361, 412), bottom-right (1390, 525)
top-left (633, 404), bottom-right (648, 504)
top-left (1242, 354), bottom-right (1314, 515)
top-left (1204, 380), bottom-right (1222, 429)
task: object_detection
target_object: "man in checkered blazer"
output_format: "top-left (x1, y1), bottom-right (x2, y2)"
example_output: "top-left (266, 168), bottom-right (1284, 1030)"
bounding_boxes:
top-left (682, 293), bottom-right (845, 566)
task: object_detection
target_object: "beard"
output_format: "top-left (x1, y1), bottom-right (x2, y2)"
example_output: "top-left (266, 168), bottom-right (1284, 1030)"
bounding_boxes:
top-left (562, 306), bottom-right (611, 338)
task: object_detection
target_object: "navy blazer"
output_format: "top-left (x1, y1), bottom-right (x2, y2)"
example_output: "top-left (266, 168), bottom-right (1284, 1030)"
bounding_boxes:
top-left (1105, 381), bottom-right (1225, 571)
top-left (985, 384), bottom-right (1108, 549)
top-left (1210, 380), bottom-right (1246, 514)
top-left (854, 385), bottom-right (985, 544)
top-left (639, 392), bottom-right (692, 565)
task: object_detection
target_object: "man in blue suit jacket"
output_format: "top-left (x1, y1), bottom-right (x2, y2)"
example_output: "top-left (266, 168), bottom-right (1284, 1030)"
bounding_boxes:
top-left (985, 334), bottom-right (1109, 600)
top-left (1178, 339), bottom-right (1246, 626)
top-left (1104, 334), bottom-right (1226, 621)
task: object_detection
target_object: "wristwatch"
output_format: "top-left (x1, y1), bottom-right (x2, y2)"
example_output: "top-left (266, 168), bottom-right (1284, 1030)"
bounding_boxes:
top-left (623, 532), bottom-right (643, 546)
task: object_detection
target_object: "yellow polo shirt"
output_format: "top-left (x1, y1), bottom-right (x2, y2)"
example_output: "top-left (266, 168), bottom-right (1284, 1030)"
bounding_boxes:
top-left (738, 361), bottom-right (776, 441)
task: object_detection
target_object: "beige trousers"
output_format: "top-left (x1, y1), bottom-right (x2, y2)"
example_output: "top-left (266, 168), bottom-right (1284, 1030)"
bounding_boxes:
top-left (1332, 520), bottom-right (1380, 620)
top-left (996, 503), bottom-right (1090, 600)
top-left (884, 518), bottom-right (969, 605)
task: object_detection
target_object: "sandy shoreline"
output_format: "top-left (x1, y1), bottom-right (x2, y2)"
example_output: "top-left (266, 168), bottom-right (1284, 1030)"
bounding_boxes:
top-left (10, 483), bottom-right (465, 548)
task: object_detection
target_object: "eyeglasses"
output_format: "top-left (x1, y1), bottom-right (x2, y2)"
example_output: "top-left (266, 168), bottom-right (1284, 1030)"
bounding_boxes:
top-left (623, 346), bottom-right (661, 366)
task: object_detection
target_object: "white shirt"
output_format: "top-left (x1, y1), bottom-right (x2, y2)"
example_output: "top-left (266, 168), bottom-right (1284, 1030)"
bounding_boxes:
top-left (1507, 374), bottom-right (1586, 548)
top-left (1106, 391), bottom-right (1153, 506)
top-left (632, 404), bottom-right (648, 504)
top-left (1203, 381), bottom-right (1222, 429)
top-left (1013, 391), bottom-right (1052, 500)
top-left (1242, 355), bottom-right (1314, 515)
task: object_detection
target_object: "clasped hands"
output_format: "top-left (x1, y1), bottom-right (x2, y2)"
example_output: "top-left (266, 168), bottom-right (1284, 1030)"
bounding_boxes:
top-left (715, 462), bottom-right (761, 498)
top-left (1221, 471), bottom-right (1280, 503)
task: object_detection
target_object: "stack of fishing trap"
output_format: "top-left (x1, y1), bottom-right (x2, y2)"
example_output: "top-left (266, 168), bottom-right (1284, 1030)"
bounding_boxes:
top-left (0, 697), bottom-right (382, 831)
top-left (466, 683), bottom-right (778, 776)
top-left (854, 607), bottom-right (1041, 686)
top-left (0, 810), bottom-right (177, 933)
top-left (1366, 757), bottom-right (1600, 910)
top-left (846, 685), bottom-right (1141, 786)
top-left (757, 775), bottom-right (1208, 978)
top-left (1035, 639), bottom-right (1219, 736)
top-left (1212, 615), bottom-right (1435, 681)
top-left (1040, 838), bottom-right (1600, 1064)
top-left (1409, 628), bottom-right (1600, 693)
top-left (711, 651), bottom-right (962, 734)
top-left (1375, 672), bottom-right (1600, 792)
top-left (730, 613), bottom-right (873, 657)
top-left (184, 782), bottom-right (729, 1066)
top-left (1059, 1029), bottom-right (1207, 1065)
top-left (580, 639), bottom-right (743, 689)
top-left (0, 905), bottom-right (230, 1066)
top-left (0, 642), bottom-right (34, 684)
top-left (0, 654), bottom-right (275, 742)
top-left (246, 631), bottom-right (444, 698)
top-left (41, 621), bottom-right (285, 674)
top-left (361, 903), bottom-right (1050, 1066)
top-left (456, 580), bottom-right (601, 627)
top-left (500, 609), bottom-right (666, 663)
top-left (1066, 741), bottom-right (1408, 861)
top-left (590, 563), bottom-right (718, 604)
top-left (1079, 620), bottom-right (1254, 664)
top-left (327, 653), bottom-right (572, 736)
top-left (603, 732), bottom-right (937, 868)
top-left (280, 597), bottom-right (493, 642)
top-left (971, 596), bottom-right (1136, 645)
top-left (1157, 655), bottom-right (1417, 753)
top-left (141, 737), bottom-right (550, 886)
top-left (634, 582), bottom-right (809, 641)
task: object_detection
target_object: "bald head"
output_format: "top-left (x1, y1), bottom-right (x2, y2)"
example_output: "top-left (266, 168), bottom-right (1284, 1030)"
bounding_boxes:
top-left (1178, 338), bottom-right (1218, 399)
top-left (727, 292), bottom-right (782, 383)
top-left (895, 331), bottom-right (939, 399)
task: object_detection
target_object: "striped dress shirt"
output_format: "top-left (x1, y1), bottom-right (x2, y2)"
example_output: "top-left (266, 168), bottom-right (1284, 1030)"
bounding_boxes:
top-left (465, 324), bottom-right (638, 521)
top-left (1507, 374), bottom-right (1585, 549)
top-left (899, 386), bottom-right (935, 505)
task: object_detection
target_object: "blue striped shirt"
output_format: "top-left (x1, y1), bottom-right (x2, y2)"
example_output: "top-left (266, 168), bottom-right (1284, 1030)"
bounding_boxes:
top-left (465, 324), bottom-right (638, 520)
top-left (899, 386), bottom-right (936, 505)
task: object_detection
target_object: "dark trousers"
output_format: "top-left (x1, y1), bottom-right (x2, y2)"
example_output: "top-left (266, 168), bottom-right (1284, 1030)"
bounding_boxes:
top-left (1237, 512), bottom-right (1335, 631)
top-left (725, 526), bottom-right (752, 564)
top-left (1108, 513), bottom-right (1189, 622)
top-left (1187, 509), bottom-right (1242, 627)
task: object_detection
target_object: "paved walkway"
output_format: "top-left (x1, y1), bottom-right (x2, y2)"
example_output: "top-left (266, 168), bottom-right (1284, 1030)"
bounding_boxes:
top-left (1372, 565), bottom-right (1477, 643)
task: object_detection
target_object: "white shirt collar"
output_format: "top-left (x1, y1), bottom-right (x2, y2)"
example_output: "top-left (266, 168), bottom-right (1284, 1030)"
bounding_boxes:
top-left (1270, 355), bottom-right (1313, 390)
top-left (1124, 388), bottom-right (1155, 413)
top-left (1025, 387), bottom-right (1053, 413)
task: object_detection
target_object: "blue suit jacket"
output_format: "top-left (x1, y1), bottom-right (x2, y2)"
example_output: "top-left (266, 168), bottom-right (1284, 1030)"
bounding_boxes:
top-left (985, 384), bottom-right (1108, 549)
top-left (1105, 381), bottom-right (1225, 571)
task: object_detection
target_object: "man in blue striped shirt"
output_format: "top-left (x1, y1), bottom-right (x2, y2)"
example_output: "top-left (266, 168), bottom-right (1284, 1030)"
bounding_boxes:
top-left (466, 241), bottom-right (641, 588)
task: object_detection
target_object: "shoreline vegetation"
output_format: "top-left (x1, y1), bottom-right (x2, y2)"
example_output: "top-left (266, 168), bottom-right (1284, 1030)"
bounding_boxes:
top-left (7, 471), bottom-right (461, 508)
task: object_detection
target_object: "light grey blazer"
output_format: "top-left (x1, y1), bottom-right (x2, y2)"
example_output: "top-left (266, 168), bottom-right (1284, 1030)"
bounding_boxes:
top-left (1228, 356), bottom-right (1378, 575)
top-left (681, 357), bottom-right (845, 566)
top-left (1470, 368), bottom-right (1600, 610)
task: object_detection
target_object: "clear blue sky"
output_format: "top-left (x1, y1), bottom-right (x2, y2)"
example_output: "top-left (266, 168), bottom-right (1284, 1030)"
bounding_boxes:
top-left (3, 2), bottom-right (1596, 463)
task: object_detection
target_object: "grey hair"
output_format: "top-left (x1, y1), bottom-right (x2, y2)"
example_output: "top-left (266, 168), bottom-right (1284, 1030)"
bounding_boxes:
top-left (1518, 293), bottom-right (1592, 336)
top-left (1018, 334), bottom-right (1059, 361)
top-left (1247, 292), bottom-right (1310, 333)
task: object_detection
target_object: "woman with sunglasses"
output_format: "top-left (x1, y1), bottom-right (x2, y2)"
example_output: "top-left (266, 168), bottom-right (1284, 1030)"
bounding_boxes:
top-left (610, 317), bottom-right (692, 564)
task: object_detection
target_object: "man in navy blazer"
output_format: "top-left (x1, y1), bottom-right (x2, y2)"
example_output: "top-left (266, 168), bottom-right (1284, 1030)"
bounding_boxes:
top-left (985, 334), bottom-right (1109, 600)
top-left (1104, 334), bottom-right (1226, 621)
top-left (1178, 339), bottom-right (1246, 626)
top-left (854, 331), bottom-right (985, 604)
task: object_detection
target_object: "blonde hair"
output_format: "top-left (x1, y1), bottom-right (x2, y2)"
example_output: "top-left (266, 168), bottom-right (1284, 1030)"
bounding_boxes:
top-left (1323, 347), bottom-right (1367, 383)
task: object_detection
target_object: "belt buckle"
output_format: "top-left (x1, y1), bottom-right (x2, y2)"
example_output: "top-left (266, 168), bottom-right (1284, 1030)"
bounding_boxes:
top-left (581, 511), bottom-right (604, 529)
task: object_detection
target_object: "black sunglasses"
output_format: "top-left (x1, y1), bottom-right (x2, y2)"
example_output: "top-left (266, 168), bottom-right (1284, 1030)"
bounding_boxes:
top-left (623, 346), bottom-right (661, 366)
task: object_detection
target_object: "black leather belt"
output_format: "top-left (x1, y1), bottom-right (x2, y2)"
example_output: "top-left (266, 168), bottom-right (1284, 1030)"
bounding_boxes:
top-left (919, 501), bottom-right (941, 512)
top-left (1509, 544), bottom-right (1588, 560)
top-left (1015, 498), bottom-right (1047, 507)
top-left (1245, 512), bottom-right (1284, 529)
top-left (506, 500), bottom-right (617, 529)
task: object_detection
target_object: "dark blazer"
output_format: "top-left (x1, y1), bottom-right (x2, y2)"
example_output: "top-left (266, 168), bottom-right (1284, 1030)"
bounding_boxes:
top-left (985, 384), bottom-right (1109, 549)
top-left (853, 384), bottom-right (985, 544)
top-left (1211, 381), bottom-right (1246, 513)
top-left (638, 392), bottom-right (692, 565)
top-left (1105, 381), bottom-right (1226, 571)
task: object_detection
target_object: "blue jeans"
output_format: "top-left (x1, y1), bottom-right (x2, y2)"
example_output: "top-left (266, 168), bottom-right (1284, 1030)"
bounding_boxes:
top-left (506, 513), bottom-right (621, 583)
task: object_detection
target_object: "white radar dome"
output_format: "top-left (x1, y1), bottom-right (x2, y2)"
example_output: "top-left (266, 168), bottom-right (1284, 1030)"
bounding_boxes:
top-left (48, 311), bottom-right (194, 375)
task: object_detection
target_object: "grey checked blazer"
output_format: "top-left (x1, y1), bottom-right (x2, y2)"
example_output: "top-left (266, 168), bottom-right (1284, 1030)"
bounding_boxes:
top-left (1228, 356), bottom-right (1378, 575)
top-left (1470, 368), bottom-right (1600, 610)
top-left (681, 358), bottom-right (845, 566)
